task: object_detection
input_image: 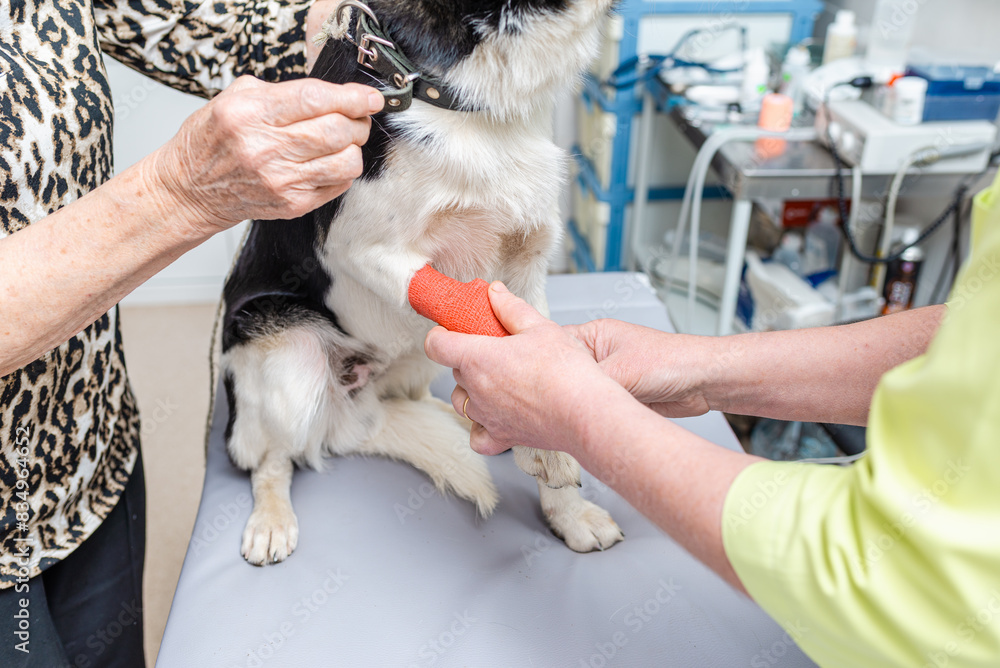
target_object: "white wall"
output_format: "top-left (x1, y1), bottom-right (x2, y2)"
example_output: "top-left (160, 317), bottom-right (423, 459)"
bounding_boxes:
top-left (107, 59), bottom-right (246, 306)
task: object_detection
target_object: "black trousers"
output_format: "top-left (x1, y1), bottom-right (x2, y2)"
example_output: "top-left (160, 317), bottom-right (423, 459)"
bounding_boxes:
top-left (0, 450), bottom-right (146, 668)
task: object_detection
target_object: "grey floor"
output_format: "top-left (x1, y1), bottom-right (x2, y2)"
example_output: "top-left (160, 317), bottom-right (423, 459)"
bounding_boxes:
top-left (119, 304), bottom-right (215, 667)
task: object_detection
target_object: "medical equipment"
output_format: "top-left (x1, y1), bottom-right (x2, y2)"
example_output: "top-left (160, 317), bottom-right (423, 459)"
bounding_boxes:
top-left (665, 125), bottom-right (819, 331)
top-left (907, 56), bottom-right (1000, 122)
top-left (603, 26), bottom-right (748, 90)
top-left (818, 96), bottom-right (996, 294)
top-left (816, 100), bottom-right (997, 175)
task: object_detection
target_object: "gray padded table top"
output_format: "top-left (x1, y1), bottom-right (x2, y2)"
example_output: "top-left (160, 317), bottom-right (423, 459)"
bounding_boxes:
top-left (157, 273), bottom-right (815, 668)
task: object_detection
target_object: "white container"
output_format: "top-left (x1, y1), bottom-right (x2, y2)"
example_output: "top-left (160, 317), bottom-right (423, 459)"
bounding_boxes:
top-left (741, 48), bottom-right (771, 111)
top-left (780, 45), bottom-right (812, 116)
top-left (888, 76), bottom-right (928, 126)
top-left (822, 11), bottom-right (857, 65)
top-left (866, 0), bottom-right (919, 79)
top-left (744, 251), bottom-right (835, 331)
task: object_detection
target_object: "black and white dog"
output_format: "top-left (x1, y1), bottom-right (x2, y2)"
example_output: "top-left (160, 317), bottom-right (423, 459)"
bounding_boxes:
top-left (222, 0), bottom-right (622, 565)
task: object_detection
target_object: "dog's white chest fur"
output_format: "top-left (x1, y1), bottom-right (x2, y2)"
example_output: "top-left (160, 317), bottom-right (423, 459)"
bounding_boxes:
top-left (322, 104), bottom-right (566, 351)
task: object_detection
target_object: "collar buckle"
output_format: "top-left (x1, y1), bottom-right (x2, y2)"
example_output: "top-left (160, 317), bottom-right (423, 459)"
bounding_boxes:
top-left (336, 0), bottom-right (389, 68)
top-left (332, 0), bottom-right (469, 114)
top-left (356, 32), bottom-right (394, 68)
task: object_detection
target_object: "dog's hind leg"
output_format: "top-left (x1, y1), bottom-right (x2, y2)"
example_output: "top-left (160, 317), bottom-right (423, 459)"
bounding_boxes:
top-left (224, 323), bottom-right (341, 565)
top-left (359, 396), bottom-right (499, 517)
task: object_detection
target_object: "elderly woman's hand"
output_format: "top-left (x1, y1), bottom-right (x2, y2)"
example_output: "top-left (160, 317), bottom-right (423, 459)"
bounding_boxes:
top-left (565, 320), bottom-right (714, 419)
top-left (149, 76), bottom-right (383, 235)
top-left (424, 283), bottom-right (636, 456)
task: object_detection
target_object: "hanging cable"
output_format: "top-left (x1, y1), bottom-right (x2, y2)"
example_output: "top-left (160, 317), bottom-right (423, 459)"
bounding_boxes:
top-left (604, 25), bottom-right (748, 90)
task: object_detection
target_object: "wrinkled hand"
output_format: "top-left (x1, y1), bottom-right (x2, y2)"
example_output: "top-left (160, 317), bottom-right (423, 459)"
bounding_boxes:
top-left (152, 76), bottom-right (383, 233)
top-left (424, 284), bottom-right (630, 456)
top-left (565, 320), bottom-right (713, 418)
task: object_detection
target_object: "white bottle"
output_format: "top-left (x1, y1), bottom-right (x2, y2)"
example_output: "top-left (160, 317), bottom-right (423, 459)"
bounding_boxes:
top-left (741, 48), bottom-right (770, 111)
top-left (773, 233), bottom-right (804, 276)
top-left (781, 45), bottom-right (812, 116)
top-left (888, 76), bottom-right (928, 126)
top-left (804, 206), bottom-right (842, 274)
top-left (822, 11), bottom-right (858, 65)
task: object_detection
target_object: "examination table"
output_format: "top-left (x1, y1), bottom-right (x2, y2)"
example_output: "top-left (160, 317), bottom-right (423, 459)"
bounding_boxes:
top-left (155, 272), bottom-right (816, 667)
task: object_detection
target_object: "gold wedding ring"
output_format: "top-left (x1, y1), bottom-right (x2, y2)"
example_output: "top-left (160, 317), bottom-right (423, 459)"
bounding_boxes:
top-left (462, 396), bottom-right (471, 421)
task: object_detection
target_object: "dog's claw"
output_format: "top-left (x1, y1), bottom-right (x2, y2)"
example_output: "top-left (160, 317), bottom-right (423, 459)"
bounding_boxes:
top-left (241, 506), bottom-right (299, 566)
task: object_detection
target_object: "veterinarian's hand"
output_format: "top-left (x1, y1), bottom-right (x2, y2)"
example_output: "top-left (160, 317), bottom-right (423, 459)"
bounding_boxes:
top-left (151, 76), bottom-right (384, 236)
top-left (424, 283), bottom-right (637, 456)
top-left (564, 321), bottom-right (714, 418)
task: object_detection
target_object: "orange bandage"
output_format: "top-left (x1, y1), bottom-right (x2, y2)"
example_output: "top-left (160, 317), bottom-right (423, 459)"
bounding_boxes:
top-left (407, 264), bottom-right (510, 337)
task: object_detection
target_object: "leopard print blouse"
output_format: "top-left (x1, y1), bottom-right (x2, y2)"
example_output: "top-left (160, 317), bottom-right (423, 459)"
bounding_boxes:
top-left (0, 0), bottom-right (310, 587)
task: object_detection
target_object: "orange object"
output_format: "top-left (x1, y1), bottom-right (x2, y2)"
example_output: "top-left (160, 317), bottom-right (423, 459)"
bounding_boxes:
top-left (755, 93), bottom-right (794, 159)
top-left (407, 265), bottom-right (510, 337)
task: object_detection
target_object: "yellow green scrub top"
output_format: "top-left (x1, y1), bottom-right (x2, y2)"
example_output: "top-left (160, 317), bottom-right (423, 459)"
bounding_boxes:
top-left (723, 171), bottom-right (1000, 668)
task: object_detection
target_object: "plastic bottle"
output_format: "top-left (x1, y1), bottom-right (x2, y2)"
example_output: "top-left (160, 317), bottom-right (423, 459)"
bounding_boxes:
top-left (780, 45), bottom-right (812, 116)
top-left (804, 206), bottom-right (842, 274)
top-left (740, 48), bottom-right (770, 111)
top-left (866, 0), bottom-right (920, 78)
top-left (882, 228), bottom-right (924, 314)
top-left (822, 10), bottom-right (857, 65)
top-left (888, 76), bottom-right (928, 125)
top-left (772, 233), bottom-right (804, 276)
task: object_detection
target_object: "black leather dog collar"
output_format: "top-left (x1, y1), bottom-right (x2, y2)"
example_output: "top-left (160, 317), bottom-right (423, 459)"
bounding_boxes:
top-left (335, 0), bottom-right (470, 113)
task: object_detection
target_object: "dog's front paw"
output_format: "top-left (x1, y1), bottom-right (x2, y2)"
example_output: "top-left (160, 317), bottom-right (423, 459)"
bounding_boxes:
top-left (241, 506), bottom-right (299, 566)
top-left (513, 446), bottom-right (581, 489)
top-left (541, 487), bottom-right (624, 552)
